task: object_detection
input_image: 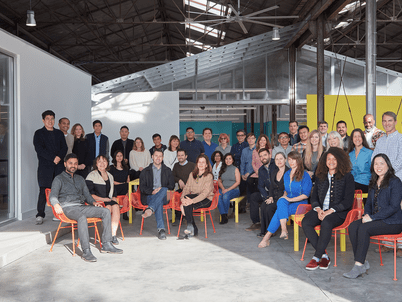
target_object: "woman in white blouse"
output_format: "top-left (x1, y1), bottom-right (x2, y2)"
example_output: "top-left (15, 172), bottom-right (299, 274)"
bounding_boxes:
top-left (211, 150), bottom-right (223, 181)
top-left (164, 135), bottom-right (180, 170)
top-left (129, 137), bottom-right (151, 179)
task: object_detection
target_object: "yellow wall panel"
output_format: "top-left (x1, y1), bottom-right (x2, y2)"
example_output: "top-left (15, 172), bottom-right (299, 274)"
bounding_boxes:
top-left (307, 95), bottom-right (402, 134)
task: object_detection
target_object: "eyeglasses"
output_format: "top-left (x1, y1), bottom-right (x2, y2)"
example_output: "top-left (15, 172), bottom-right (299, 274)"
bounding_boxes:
top-left (279, 136), bottom-right (289, 140)
top-left (237, 134), bottom-right (245, 137)
top-left (186, 131), bottom-right (194, 133)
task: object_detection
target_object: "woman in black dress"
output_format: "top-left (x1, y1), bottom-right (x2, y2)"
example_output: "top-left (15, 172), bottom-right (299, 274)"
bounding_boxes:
top-left (71, 123), bottom-right (90, 178)
top-left (110, 151), bottom-right (130, 220)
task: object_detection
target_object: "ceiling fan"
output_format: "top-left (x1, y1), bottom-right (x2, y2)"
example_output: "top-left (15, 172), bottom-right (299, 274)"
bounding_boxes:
top-left (186, 1), bottom-right (299, 34)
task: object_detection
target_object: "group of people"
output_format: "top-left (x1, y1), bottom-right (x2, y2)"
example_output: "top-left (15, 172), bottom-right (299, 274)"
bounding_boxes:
top-left (35, 109), bottom-right (402, 276)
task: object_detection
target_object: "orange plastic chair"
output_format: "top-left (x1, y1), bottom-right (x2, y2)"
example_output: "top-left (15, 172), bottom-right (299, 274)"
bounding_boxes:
top-left (131, 187), bottom-right (173, 235)
top-left (45, 189), bottom-right (102, 255)
top-left (116, 195), bottom-right (130, 240)
top-left (177, 191), bottom-right (220, 238)
top-left (370, 233), bottom-right (402, 281)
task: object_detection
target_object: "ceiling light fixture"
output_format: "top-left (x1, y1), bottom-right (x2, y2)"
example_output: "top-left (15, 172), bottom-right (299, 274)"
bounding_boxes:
top-left (272, 0), bottom-right (279, 40)
top-left (26, 0), bottom-right (36, 27)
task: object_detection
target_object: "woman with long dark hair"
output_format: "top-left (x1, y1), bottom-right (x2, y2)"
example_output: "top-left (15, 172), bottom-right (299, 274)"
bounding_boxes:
top-left (164, 135), bottom-right (180, 170)
top-left (180, 154), bottom-right (214, 236)
top-left (86, 155), bottom-right (120, 245)
top-left (211, 150), bottom-right (223, 181)
top-left (109, 150), bottom-right (130, 220)
top-left (302, 147), bottom-right (355, 270)
top-left (258, 151), bottom-right (312, 248)
top-left (348, 128), bottom-right (373, 193)
top-left (71, 123), bottom-right (90, 178)
top-left (217, 153), bottom-right (241, 224)
top-left (344, 154), bottom-right (402, 278)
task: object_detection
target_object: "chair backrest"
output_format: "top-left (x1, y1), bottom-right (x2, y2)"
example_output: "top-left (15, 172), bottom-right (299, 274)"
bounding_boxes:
top-left (353, 190), bottom-right (363, 209)
top-left (117, 195), bottom-right (130, 212)
top-left (213, 181), bottom-right (219, 193)
top-left (345, 208), bottom-right (363, 224)
top-left (294, 204), bottom-right (312, 227)
top-left (45, 188), bottom-right (51, 206)
top-left (208, 191), bottom-right (220, 210)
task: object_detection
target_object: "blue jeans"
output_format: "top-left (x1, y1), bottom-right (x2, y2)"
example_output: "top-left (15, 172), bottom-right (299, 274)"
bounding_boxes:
top-left (146, 187), bottom-right (169, 230)
top-left (217, 188), bottom-right (240, 215)
top-left (267, 198), bottom-right (307, 234)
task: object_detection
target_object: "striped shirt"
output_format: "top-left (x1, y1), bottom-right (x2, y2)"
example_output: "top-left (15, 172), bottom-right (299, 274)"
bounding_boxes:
top-left (371, 130), bottom-right (402, 181)
top-left (291, 142), bottom-right (307, 155)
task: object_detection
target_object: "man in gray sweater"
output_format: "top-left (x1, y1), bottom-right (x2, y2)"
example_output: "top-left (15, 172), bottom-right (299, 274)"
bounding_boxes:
top-left (49, 153), bottom-right (123, 262)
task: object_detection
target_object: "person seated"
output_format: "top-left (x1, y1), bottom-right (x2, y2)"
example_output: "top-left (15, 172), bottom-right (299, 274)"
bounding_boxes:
top-left (344, 154), bottom-right (402, 279)
top-left (215, 133), bottom-right (231, 156)
top-left (149, 133), bottom-right (167, 155)
top-left (272, 132), bottom-right (292, 166)
top-left (348, 129), bottom-right (373, 194)
top-left (71, 123), bottom-right (90, 178)
top-left (326, 131), bottom-right (344, 151)
top-left (110, 126), bottom-right (134, 165)
top-left (258, 151), bottom-right (312, 248)
top-left (86, 155), bottom-right (120, 245)
top-left (140, 149), bottom-right (175, 240)
top-left (302, 147), bottom-right (355, 270)
top-left (49, 153), bottom-right (122, 262)
top-left (246, 148), bottom-right (275, 232)
top-left (211, 150), bottom-right (223, 181)
top-left (258, 152), bottom-right (289, 238)
top-left (109, 151), bottom-right (130, 220)
top-left (172, 149), bottom-right (196, 225)
top-left (180, 154), bottom-right (214, 237)
top-left (217, 153), bottom-right (241, 224)
top-left (129, 137), bottom-right (152, 180)
top-left (164, 135), bottom-right (180, 170)
top-left (303, 130), bottom-right (324, 179)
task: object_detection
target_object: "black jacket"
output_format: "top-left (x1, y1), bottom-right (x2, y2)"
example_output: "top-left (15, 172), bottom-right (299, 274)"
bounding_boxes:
top-left (111, 138), bottom-right (134, 161)
top-left (140, 163), bottom-right (175, 204)
top-left (310, 172), bottom-right (355, 219)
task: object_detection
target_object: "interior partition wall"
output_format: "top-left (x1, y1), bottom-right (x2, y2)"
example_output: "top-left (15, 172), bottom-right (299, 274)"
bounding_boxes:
top-left (0, 52), bottom-right (14, 224)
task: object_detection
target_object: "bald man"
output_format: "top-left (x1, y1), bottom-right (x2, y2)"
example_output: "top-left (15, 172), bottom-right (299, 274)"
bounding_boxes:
top-left (363, 114), bottom-right (385, 149)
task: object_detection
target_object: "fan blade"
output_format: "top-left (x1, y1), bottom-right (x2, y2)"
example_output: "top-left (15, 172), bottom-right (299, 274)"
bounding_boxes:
top-left (247, 16), bottom-right (299, 20)
top-left (244, 5), bottom-right (279, 17)
top-left (246, 20), bottom-right (283, 28)
top-left (238, 20), bottom-right (248, 34)
top-left (228, 4), bottom-right (240, 17)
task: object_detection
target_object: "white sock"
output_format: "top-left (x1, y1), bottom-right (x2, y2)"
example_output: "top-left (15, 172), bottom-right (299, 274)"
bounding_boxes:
top-left (312, 256), bottom-right (320, 262)
top-left (321, 254), bottom-right (329, 260)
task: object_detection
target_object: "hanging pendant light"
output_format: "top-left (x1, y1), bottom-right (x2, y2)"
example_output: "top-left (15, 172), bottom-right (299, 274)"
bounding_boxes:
top-left (26, 0), bottom-right (36, 27)
top-left (272, 27), bottom-right (280, 40)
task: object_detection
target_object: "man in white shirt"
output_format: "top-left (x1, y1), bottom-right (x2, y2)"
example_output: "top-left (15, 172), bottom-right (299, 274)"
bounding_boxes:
top-left (58, 117), bottom-right (74, 154)
top-left (363, 114), bottom-right (385, 149)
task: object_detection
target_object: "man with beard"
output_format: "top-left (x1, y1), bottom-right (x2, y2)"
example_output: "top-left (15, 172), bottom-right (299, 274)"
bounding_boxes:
top-left (363, 114), bottom-right (385, 149)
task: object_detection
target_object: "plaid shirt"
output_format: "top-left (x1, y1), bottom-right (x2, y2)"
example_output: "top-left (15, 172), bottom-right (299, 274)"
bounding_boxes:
top-left (291, 142), bottom-right (306, 155)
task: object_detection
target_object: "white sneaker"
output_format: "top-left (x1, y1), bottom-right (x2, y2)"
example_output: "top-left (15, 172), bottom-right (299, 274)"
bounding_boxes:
top-left (52, 217), bottom-right (60, 221)
top-left (35, 216), bottom-right (43, 225)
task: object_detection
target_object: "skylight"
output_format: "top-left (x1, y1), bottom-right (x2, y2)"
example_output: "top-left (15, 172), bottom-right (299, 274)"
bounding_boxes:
top-left (186, 38), bottom-right (214, 51)
top-left (188, 0), bottom-right (232, 17)
top-left (185, 23), bottom-right (226, 39)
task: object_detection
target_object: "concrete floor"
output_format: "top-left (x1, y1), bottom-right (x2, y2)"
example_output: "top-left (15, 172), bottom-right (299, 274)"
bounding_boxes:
top-left (0, 209), bottom-right (401, 302)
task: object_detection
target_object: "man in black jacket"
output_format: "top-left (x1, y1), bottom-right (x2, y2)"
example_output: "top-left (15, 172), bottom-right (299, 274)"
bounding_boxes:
top-left (140, 149), bottom-right (175, 240)
top-left (85, 120), bottom-right (109, 165)
top-left (110, 125), bottom-right (134, 164)
top-left (33, 110), bottom-right (67, 224)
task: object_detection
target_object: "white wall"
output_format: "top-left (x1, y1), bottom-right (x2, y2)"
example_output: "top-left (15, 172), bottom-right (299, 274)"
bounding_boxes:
top-left (0, 28), bottom-right (92, 219)
top-left (91, 92), bottom-right (180, 152)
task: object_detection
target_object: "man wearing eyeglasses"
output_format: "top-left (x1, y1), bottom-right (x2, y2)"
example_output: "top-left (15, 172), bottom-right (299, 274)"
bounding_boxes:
top-left (180, 127), bottom-right (205, 163)
top-left (272, 132), bottom-right (292, 167)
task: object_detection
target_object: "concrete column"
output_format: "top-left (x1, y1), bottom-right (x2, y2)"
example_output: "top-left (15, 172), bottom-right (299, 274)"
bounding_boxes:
top-left (366, 0), bottom-right (377, 117)
top-left (260, 106), bottom-right (264, 134)
top-left (317, 14), bottom-right (325, 124)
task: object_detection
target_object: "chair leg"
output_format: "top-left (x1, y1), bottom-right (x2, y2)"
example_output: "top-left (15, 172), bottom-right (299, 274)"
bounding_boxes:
top-left (379, 240), bottom-right (384, 266)
top-left (334, 230), bottom-right (337, 267)
top-left (177, 215), bottom-right (183, 237)
top-left (49, 222), bottom-right (62, 252)
top-left (394, 241), bottom-right (398, 281)
top-left (71, 224), bottom-right (76, 256)
top-left (119, 220), bottom-right (125, 240)
top-left (209, 211), bottom-right (216, 233)
top-left (140, 217), bottom-right (144, 235)
top-left (301, 238), bottom-right (308, 261)
top-left (165, 209), bottom-right (171, 234)
top-left (94, 223), bottom-right (102, 248)
top-left (235, 201), bottom-right (239, 223)
top-left (204, 212), bottom-right (208, 239)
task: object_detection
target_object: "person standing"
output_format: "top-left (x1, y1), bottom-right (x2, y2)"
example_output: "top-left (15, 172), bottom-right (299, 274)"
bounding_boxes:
top-left (149, 133), bottom-right (167, 156)
top-left (86, 120), bottom-right (109, 165)
top-left (180, 127), bottom-right (205, 163)
top-left (363, 114), bottom-right (385, 150)
top-left (240, 133), bottom-right (256, 211)
top-left (110, 126), bottom-right (134, 165)
top-left (58, 117), bottom-right (74, 154)
top-left (288, 121), bottom-right (300, 146)
top-left (71, 123), bottom-right (90, 178)
top-left (318, 121), bottom-right (328, 148)
top-left (129, 137), bottom-right (152, 180)
top-left (33, 110), bottom-right (67, 224)
top-left (272, 132), bottom-right (292, 162)
top-left (292, 126), bottom-right (309, 155)
top-left (163, 135), bottom-right (180, 170)
top-left (202, 128), bottom-right (218, 163)
top-left (230, 129), bottom-right (249, 197)
top-left (337, 121), bottom-right (349, 150)
top-left (215, 133), bottom-right (231, 156)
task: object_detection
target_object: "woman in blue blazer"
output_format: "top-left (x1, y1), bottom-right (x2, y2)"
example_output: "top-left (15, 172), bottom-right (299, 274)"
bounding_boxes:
top-left (344, 153), bottom-right (402, 279)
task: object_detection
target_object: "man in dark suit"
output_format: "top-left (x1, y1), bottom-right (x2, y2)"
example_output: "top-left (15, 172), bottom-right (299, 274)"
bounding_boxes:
top-left (33, 110), bottom-right (67, 224)
top-left (85, 120), bottom-right (109, 165)
top-left (110, 126), bottom-right (134, 164)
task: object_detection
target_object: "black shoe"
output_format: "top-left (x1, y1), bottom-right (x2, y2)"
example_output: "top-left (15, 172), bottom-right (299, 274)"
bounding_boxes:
top-left (101, 242), bottom-right (123, 254)
top-left (158, 229), bottom-right (167, 240)
top-left (256, 232), bottom-right (266, 238)
top-left (171, 220), bottom-right (180, 227)
top-left (219, 214), bottom-right (228, 225)
top-left (112, 236), bottom-right (119, 245)
top-left (122, 213), bottom-right (129, 220)
top-left (81, 248), bottom-right (97, 262)
top-left (193, 222), bottom-right (198, 237)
